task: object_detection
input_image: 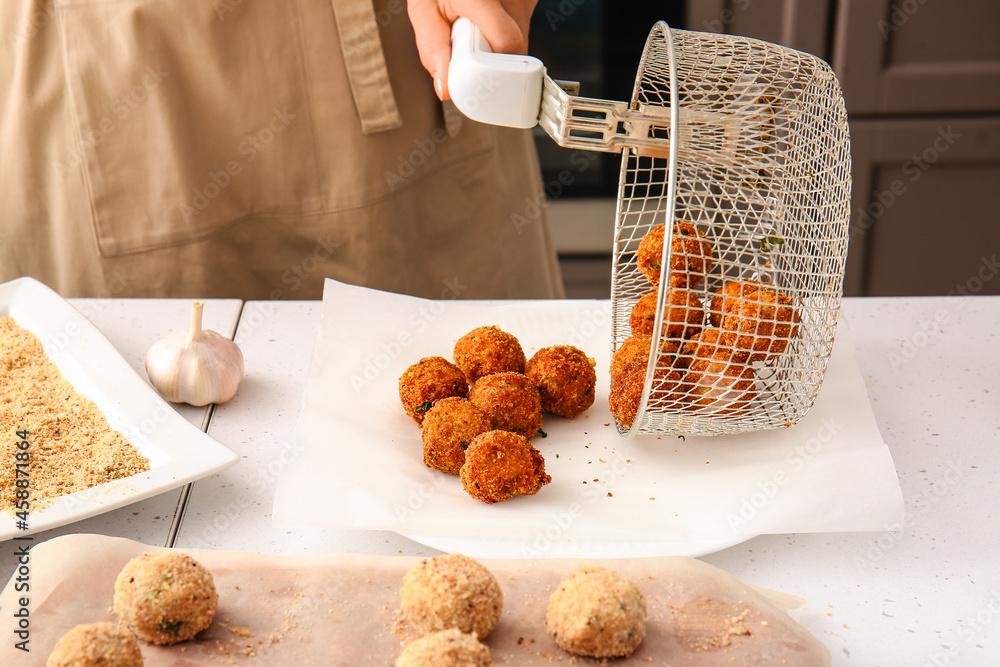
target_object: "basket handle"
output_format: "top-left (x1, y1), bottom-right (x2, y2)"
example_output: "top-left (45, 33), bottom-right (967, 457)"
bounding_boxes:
top-left (447, 17), bottom-right (544, 129)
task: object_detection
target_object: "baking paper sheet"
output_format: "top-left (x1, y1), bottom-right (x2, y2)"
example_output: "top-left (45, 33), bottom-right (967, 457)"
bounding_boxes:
top-left (0, 533), bottom-right (830, 666)
top-left (273, 279), bottom-right (903, 556)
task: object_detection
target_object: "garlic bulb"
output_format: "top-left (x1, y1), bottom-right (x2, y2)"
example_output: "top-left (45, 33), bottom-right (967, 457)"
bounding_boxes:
top-left (145, 301), bottom-right (244, 406)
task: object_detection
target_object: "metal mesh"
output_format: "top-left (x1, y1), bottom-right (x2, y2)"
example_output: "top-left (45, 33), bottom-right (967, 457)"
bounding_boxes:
top-left (604, 24), bottom-right (852, 437)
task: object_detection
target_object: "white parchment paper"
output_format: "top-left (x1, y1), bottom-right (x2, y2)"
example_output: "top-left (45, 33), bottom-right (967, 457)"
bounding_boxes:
top-left (273, 279), bottom-right (903, 557)
top-left (0, 533), bottom-right (830, 666)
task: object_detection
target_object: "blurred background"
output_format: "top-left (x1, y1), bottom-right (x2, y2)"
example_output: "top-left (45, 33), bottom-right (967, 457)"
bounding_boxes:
top-left (528, 0), bottom-right (1000, 298)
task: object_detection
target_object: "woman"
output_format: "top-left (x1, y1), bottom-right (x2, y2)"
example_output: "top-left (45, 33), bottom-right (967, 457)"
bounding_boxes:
top-left (0, 0), bottom-right (563, 300)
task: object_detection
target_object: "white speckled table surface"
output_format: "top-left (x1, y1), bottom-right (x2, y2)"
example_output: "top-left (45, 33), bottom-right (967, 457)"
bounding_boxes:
top-left (2, 296), bottom-right (998, 666)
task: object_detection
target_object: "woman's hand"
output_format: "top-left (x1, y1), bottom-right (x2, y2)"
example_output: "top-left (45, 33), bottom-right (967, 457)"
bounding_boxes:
top-left (407, 0), bottom-right (538, 100)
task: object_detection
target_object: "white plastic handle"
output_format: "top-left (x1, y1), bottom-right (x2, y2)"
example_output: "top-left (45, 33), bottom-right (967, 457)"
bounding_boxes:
top-left (447, 17), bottom-right (544, 129)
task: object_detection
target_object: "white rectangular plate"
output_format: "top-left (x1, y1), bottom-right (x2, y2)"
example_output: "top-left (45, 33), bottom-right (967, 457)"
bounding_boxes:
top-left (274, 279), bottom-right (904, 559)
top-left (0, 277), bottom-right (239, 540)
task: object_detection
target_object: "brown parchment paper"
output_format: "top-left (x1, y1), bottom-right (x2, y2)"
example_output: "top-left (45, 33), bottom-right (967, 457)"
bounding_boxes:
top-left (0, 534), bottom-right (830, 666)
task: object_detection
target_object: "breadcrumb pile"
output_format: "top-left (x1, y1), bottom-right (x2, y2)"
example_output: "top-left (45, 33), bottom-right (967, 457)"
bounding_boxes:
top-left (0, 316), bottom-right (148, 513)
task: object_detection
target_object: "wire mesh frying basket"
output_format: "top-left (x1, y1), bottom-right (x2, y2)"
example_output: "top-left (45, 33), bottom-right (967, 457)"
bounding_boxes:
top-left (448, 18), bottom-right (851, 437)
top-left (609, 24), bottom-right (851, 437)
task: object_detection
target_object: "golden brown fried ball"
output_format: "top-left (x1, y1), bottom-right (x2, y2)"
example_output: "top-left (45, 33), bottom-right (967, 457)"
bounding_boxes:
top-left (609, 363), bottom-right (685, 429)
top-left (47, 622), bottom-right (143, 667)
top-left (629, 289), bottom-right (706, 340)
top-left (421, 397), bottom-right (491, 474)
top-left (400, 554), bottom-right (503, 640)
top-left (708, 280), bottom-right (800, 357)
top-left (467, 371), bottom-right (542, 437)
top-left (636, 221), bottom-right (714, 288)
top-left (609, 334), bottom-right (679, 378)
top-left (399, 357), bottom-right (469, 425)
top-left (545, 566), bottom-right (647, 658)
top-left (459, 430), bottom-right (551, 504)
top-left (395, 628), bottom-right (493, 667)
top-left (678, 327), bottom-right (760, 367)
top-left (525, 345), bottom-right (597, 418)
top-left (608, 335), bottom-right (685, 429)
top-left (113, 552), bottom-right (217, 646)
top-left (453, 325), bottom-right (526, 383)
top-left (681, 355), bottom-right (758, 415)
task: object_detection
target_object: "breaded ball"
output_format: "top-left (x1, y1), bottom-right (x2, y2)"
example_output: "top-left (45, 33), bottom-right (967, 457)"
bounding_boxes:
top-left (681, 356), bottom-right (758, 415)
top-left (421, 397), bottom-right (491, 474)
top-left (460, 430), bottom-right (551, 504)
top-left (47, 622), bottom-right (143, 667)
top-left (609, 334), bottom-right (679, 379)
top-left (629, 289), bottom-right (706, 340)
top-left (400, 554), bottom-right (503, 639)
top-left (708, 280), bottom-right (800, 357)
top-left (636, 221), bottom-right (714, 288)
top-left (609, 334), bottom-right (686, 428)
top-left (467, 372), bottom-right (542, 437)
top-left (113, 552), bottom-right (218, 645)
top-left (545, 566), bottom-right (647, 658)
top-left (677, 327), bottom-right (760, 415)
top-left (395, 628), bottom-right (492, 667)
top-left (525, 345), bottom-right (597, 418)
top-left (678, 327), bottom-right (760, 367)
top-left (453, 325), bottom-right (525, 383)
top-left (399, 357), bottom-right (469, 425)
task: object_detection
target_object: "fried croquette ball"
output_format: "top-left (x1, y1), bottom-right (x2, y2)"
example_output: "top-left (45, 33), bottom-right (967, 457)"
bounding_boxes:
top-left (682, 356), bottom-right (759, 415)
top-left (545, 566), bottom-right (647, 658)
top-left (629, 289), bottom-right (706, 340)
top-left (453, 325), bottom-right (526, 383)
top-left (525, 345), bottom-right (597, 418)
top-left (399, 357), bottom-right (469, 425)
top-left (609, 334), bottom-right (679, 378)
top-left (467, 372), bottom-right (542, 437)
top-left (459, 430), bottom-right (551, 504)
top-left (636, 221), bottom-right (714, 288)
top-left (47, 622), bottom-right (143, 667)
top-left (708, 280), bottom-right (800, 357)
top-left (395, 628), bottom-right (493, 667)
top-left (421, 397), bottom-right (491, 474)
top-left (678, 327), bottom-right (760, 367)
top-left (400, 554), bottom-right (503, 639)
top-left (113, 552), bottom-right (218, 646)
top-left (609, 335), bottom-right (684, 428)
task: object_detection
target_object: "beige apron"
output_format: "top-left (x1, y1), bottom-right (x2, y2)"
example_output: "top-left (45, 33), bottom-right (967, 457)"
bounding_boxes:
top-left (0, 0), bottom-right (564, 300)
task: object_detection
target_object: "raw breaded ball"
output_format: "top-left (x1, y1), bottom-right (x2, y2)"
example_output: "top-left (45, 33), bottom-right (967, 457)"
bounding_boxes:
top-left (421, 397), bottom-right (491, 474)
top-left (708, 280), bottom-right (800, 357)
top-left (395, 628), bottom-right (492, 667)
top-left (467, 372), bottom-right (542, 437)
top-left (47, 622), bottom-right (143, 667)
top-left (636, 221), bottom-right (714, 288)
top-left (460, 430), bottom-right (551, 504)
top-left (113, 551), bottom-right (218, 645)
top-left (400, 554), bottom-right (503, 640)
top-left (453, 325), bottom-right (526, 383)
top-left (545, 566), bottom-right (647, 658)
top-left (399, 356), bottom-right (469, 425)
top-left (629, 289), bottom-right (706, 340)
top-left (525, 345), bottom-right (597, 418)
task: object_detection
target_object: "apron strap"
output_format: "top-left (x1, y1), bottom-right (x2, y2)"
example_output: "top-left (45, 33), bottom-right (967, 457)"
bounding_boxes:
top-left (329, 0), bottom-right (403, 134)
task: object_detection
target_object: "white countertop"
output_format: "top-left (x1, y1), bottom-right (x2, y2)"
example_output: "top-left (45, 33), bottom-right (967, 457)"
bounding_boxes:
top-left (2, 295), bottom-right (998, 665)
